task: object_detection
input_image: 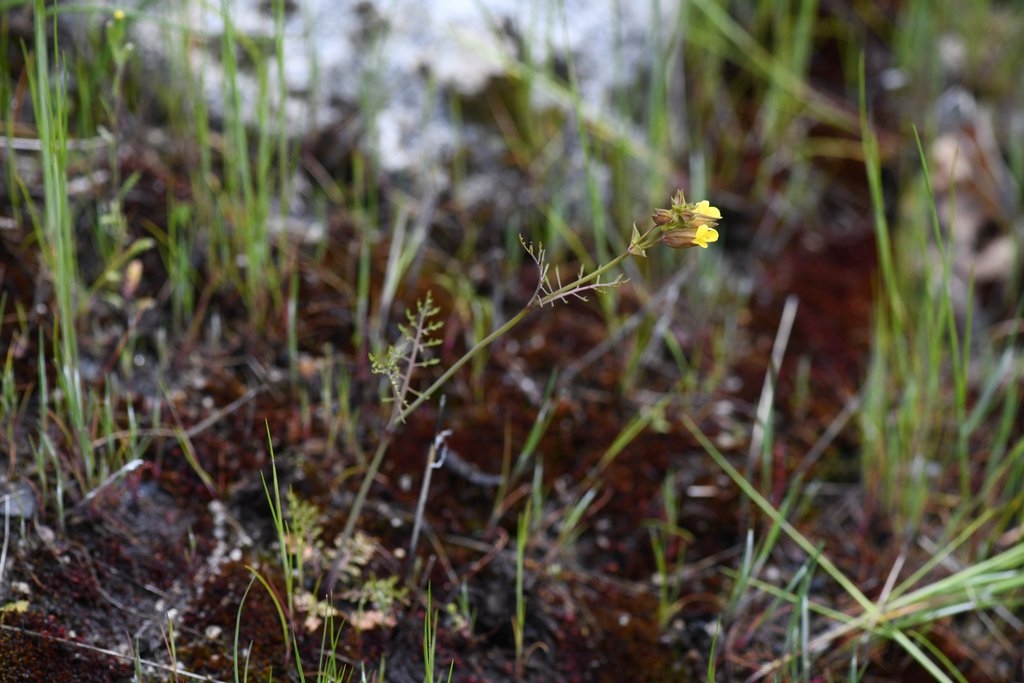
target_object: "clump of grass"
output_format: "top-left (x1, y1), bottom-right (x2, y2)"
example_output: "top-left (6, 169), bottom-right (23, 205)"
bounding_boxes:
top-left (11, 3), bottom-right (165, 532)
top-left (687, 46), bottom-right (1024, 677)
top-left (231, 426), bottom-right (356, 681)
top-left (859, 66), bottom-right (1024, 550)
top-left (648, 469), bottom-right (694, 630)
top-left (688, 412), bottom-right (1024, 681)
top-left (154, 0), bottom-right (298, 333)
top-left (423, 585), bottom-right (454, 683)
top-left (24, 0), bottom-right (99, 528)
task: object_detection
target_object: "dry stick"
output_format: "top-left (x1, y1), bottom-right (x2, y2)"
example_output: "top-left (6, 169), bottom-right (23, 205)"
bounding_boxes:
top-left (407, 427), bottom-right (452, 581)
top-left (742, 294), bottom-right (798, 524)
top-left (407, 394), bottom-right (450, 578)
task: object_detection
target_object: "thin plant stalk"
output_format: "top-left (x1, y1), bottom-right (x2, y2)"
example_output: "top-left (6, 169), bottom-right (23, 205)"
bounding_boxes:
top-left (331, 196), bottom-right (720, 586)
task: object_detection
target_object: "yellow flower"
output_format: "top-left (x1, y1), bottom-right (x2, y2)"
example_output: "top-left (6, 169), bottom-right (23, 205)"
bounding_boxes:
top-left (660, 223), bottom-right (719, 249)
top-left (693, 224), bottom-right (719, 248)
top-left (630, 190), bottom-right (722, 254)
top-left (690, 200), bottom-right (721, 226)
top-left (658, 195), bottom-right (721, 249)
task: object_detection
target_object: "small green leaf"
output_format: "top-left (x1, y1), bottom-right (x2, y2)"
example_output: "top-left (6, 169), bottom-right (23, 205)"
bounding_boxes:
top-left (630, 223), bottom-right (646, 258)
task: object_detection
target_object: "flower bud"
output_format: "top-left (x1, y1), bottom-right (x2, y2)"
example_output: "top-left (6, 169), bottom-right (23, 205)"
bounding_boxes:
top-left (661, 225), bottom-right (719, 249)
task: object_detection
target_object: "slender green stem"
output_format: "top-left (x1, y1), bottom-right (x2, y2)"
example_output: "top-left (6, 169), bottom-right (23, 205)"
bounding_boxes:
top-left (332, 227), bottom-right (656, 581)
top-left (395, 232), bottom-right (650, 424)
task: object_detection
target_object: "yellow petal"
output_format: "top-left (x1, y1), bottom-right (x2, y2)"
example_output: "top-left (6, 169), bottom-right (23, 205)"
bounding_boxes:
top-left (694, 201), bottom-right (721, 219)
top-left (693, 226), bottom-right (719, 248)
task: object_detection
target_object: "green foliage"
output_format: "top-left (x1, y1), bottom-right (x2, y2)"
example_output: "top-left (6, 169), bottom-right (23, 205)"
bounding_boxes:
top-left (422, 586), bottom-right (453, 683)
top-left (369, 293), bottom-right (443, 418)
